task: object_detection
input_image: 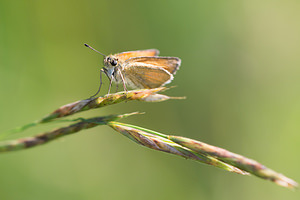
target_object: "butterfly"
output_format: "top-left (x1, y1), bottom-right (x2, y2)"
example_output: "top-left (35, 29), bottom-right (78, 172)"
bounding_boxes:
top-left (85, 44), bottom-right (181, 96)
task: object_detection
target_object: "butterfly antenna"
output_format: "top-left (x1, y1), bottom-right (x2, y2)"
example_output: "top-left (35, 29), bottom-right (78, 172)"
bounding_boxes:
top-left (84, 43), bottom-right (106, 57)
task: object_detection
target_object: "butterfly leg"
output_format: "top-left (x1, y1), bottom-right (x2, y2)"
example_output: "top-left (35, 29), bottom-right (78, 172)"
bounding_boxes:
top-left (117, 68), bottom-right (128, 92)
top-left (107, 75), bottom-right (114, 95)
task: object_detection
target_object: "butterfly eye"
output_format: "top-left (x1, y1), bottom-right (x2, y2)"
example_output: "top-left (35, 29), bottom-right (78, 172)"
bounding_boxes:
top-left (111, 59), bottom-right (117, 66)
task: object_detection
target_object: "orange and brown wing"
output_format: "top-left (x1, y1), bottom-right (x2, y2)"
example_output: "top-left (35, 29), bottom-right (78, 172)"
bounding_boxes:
top-left (125, 57), bottom-right (181, 75)
top-left (115, 49), bottom-right (159, 61)
top-left (123, 63), bottom-right (173, 89)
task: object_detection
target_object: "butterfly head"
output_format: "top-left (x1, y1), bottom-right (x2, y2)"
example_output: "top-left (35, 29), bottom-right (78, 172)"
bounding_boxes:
top-left (103, 55), bottom-right (122, 79)
top-left (104, 55), bottom-right (120, 69)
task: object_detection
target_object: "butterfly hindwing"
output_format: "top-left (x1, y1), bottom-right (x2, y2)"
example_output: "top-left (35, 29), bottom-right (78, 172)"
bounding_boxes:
top-left (125, 57), bottom-right (181, 75)
top-left (123, 62), bottom-right (173, 89)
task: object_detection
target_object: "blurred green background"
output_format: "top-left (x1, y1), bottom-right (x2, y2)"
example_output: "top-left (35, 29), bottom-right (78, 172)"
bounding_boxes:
top-left (1, 0), bottom-right (300, 199)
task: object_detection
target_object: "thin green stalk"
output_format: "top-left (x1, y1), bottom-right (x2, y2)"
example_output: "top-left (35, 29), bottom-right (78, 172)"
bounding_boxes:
top-left (0, 88), bottom-right (182, 139)
top-left (107, 121), bottom-right (298, 189)
top-left (168, 136), bottom-right (298, 189)
top-left (0, 113), bottom-right (137, 153)
top-left (39, 87), bottom-right (178, 123)
top-left (107, 121), bottom-right (248, 175)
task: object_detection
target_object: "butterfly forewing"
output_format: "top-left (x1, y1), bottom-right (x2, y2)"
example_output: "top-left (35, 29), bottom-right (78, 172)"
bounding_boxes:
top-left (123, 62), bottom-right (173, 89)
top-left (115, 49), bottom-right (159, 61)
top-left (125, 57), bottom-right (181, 74)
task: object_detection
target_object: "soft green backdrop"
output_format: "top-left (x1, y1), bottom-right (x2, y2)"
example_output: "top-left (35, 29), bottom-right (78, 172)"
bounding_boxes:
top-left (0, 0), bottom-right (299, 199)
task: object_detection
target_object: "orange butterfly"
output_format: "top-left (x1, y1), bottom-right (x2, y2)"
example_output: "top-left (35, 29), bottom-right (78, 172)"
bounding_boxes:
top-left (85, 44), bottom-right (181, 96)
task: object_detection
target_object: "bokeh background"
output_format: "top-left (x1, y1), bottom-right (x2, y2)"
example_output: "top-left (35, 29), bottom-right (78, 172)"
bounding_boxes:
top-left (1, 0), bottom-right (300, 199)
